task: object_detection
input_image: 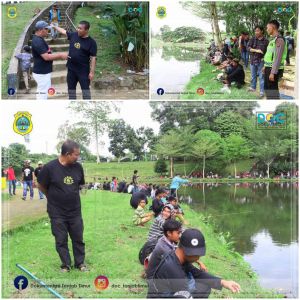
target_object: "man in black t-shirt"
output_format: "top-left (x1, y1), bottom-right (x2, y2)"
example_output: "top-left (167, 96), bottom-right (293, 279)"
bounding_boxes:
top-left (22, 160), bottom-right (35, 200)
top-left (51, 21), bottom-right (97, 99)
top-left (147, 229), bottom-right (241, 298)
top-left (37, 140), bottom-right (88, 272)
top-left (31, 21), bottom-right (68, 100)
top-left (34, 161), bottom-right (45, 200)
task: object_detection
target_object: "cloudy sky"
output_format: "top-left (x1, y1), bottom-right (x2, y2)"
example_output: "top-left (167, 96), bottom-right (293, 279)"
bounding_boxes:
top-left (0, 100), bottom-right (289, 156)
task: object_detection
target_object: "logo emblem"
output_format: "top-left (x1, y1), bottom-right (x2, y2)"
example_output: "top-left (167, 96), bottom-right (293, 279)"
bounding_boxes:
top-left (196, 88), bottom-right (205, 95)
top-left (191, 238), bottom-right (199, 246)
top-left (64, 176), bottom-right (74, 185)
top-left (74, 42), bottom-right (81, 49)
top-left (256, 111), bottom-right (287, 130)
top-left (13, 112), bottom-right (33, 136)
top-left (7, 7), bottom-right (17, 19)
top-left (48, 87), bottom-right (56, 96)
top-left (94, 275), bottom-right (109, 290)
top-left (157, 88), bottom-right (165, 95)
top-left (14, 276), bottom-right (28, 290)
top-left (156, 6), bottom-right (167, 19)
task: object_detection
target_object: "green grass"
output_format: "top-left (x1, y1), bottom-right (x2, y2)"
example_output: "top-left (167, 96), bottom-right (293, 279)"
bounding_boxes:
top-left (1, 2), bottom-right (52, 96)
top-left (73, 6), bottom-right (123, 77)
top-left (2, 191), bottom-right (280, 298)
top-left (180, 60), bottom-right (260, 100)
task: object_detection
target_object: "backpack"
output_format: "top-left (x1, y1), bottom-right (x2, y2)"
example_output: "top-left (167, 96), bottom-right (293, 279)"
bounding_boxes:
top-left (138, 240), bottom-right (157, 265)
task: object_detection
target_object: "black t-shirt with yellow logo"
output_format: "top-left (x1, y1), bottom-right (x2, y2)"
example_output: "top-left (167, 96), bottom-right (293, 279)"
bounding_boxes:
top-left (37, 159), bottom-right (85, 218)
top-left (66, 31), bottom-right (97, 74)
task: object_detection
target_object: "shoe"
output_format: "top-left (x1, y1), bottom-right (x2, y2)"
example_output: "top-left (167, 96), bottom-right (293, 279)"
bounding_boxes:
top-left (77, 264), bottom-right (89, 272)
top-left (60, 266), bottom-right (71, 273)
top-left (259, 93), bottom-right (264, 98)
top-left (248, 87), bottom-right (256, 92)
top-left (39, 198), bottom-right (44, 200)
top-left (25, 88), bottom-right (30, 94)
top-left (30, 197), bottom-right (33, 200)
top-left (220, 86), bottom-right (231, 94)
top-left (22, 197), bottom-right (26, 201)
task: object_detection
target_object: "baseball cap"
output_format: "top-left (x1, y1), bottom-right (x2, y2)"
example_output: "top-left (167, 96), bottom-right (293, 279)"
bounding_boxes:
top-left (35, 20), bottom-right (51, 30)
top-left (179, 228), bottom-right (206, 256)
top-left (38, 161), bottom-right (43, 165)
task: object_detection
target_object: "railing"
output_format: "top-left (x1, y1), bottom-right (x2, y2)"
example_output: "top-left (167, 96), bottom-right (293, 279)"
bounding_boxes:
top-left (65, 2), bottom-right (77, 32)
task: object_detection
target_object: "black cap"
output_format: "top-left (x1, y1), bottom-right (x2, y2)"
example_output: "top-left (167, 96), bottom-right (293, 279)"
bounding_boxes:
top-left (179, 228), bottom-right (206, 256)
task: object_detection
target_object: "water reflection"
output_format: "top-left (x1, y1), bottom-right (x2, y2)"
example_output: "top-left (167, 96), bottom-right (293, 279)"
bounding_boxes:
top-left (178, 182), bottom-right (298, 295)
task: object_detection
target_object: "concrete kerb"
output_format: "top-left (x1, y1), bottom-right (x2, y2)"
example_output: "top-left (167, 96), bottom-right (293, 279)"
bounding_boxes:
top-left (6, 2), bottom-right (55, 98)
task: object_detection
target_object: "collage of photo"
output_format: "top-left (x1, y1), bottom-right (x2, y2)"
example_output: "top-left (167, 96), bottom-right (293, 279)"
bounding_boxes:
top-left (1, 1), bottom-right (299, 299)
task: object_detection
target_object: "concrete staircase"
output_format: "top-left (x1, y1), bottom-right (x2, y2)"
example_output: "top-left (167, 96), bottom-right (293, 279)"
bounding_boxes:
top-left (17, 2), bottom-right (77, 99)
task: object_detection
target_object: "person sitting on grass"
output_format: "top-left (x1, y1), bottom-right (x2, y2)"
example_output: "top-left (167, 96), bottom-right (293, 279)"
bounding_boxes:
top-left (148, 204), bottom-right (174, 242)
top-left (147, 228), bottom-right (241, 298)
top-left (133, 198), bottom-right (154, 227)
top-left (167, 196), bottom-right (188, 225)
top-left (221, 58), bottom-right (245, 93)
top-left (152, 188), bottom-right (167, 217)
top-left (130, 192), bottom-right (148, 209)
top-left (15, 46), bottom-right (33, 94)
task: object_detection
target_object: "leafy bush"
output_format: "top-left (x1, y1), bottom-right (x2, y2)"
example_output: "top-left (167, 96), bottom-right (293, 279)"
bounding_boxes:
top-left (154, 159), bottom-right (167, 175)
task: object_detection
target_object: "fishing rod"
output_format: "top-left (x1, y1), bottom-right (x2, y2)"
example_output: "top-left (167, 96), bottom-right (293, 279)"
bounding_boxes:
top-left (16, 264), bottom-right (64, 299)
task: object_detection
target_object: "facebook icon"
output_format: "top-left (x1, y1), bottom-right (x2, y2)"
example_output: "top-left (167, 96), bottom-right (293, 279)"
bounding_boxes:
top-left (157, 88), bottom-right (165, 95)
top-left (14, 275), bottom-right (28, 291)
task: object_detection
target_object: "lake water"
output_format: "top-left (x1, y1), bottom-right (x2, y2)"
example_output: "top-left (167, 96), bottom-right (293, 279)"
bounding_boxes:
top-left (178, 182), bottom-right (298, 297)
top-left (151, 45), bottom-right (201, 99)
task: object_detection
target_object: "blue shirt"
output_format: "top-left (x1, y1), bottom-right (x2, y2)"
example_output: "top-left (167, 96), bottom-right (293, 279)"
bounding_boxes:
top-left (170, 176), bottom-right (188, 190)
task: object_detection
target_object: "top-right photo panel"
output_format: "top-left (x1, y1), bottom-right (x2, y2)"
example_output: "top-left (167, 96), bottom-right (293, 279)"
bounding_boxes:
top-left (151, 1), bottom-right (299, 100)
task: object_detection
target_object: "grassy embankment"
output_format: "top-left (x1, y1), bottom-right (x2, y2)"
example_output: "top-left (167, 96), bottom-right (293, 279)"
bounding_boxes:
top-left (1, 2), bottom-right (51, 97)
top-left (73, 6), bottom-right (123, 78)
top-left (2, 191), bottom-right (281, 298)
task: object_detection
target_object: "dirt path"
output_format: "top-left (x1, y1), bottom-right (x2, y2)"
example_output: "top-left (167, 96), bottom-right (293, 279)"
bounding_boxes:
top-left (2, 189), bottom-right (48, 232)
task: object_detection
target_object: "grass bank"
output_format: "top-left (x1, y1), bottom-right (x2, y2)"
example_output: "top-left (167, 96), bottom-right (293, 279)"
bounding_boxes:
top-left (2, 191), bottom-right (280, 298)
top-left (1, 2), bottom-right (52, 96)
top-left (180, 60), bottom-right (259, 100)
top-left (73, 6), bottom-right (122, 77)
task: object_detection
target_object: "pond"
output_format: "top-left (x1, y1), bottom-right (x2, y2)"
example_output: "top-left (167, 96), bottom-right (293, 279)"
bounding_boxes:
top-left (151, 45), bottom-right (202, 99)
top-left (178, 182), bottom-right (298, 297)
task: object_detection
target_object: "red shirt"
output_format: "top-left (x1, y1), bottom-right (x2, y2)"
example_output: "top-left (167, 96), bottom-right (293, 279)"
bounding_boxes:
top-left (6, 168), bottom-right (16, 180)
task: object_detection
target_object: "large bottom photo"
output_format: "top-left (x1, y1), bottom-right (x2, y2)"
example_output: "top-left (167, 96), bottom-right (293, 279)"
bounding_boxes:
top-left (1, 100), bottom-right (298, 298)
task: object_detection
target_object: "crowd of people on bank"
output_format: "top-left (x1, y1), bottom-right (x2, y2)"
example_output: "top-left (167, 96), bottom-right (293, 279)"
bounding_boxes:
top-left (127, 172), bottom-right (241, 298)
top-left (206, 20), bottom-right (295, 99)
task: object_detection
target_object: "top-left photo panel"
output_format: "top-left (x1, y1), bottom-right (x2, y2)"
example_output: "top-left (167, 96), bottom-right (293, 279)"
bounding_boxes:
top-left (2, 1), bottom-right (149, 100)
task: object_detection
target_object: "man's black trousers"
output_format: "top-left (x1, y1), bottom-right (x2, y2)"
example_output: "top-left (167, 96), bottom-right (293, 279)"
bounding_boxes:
top-left (264, 67), bottom-right (283, 99)
top-left (50, 216), bottom-right (85, 268)
top-left (67, 69), bottom-right (91, 100)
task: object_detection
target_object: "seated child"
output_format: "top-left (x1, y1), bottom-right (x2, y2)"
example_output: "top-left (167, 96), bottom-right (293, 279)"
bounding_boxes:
top-left (167, 196), bottom-right (189, 225)
top-left (15, 45), bottom-right (33, 94)
top-left (133, 198), bottom-right (154, 226)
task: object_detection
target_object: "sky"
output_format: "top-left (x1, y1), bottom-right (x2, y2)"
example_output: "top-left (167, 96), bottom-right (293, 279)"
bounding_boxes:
top-left (151, 0), bottom-right (226, 35)
top-left (0, 100), bottom-right (291, 156)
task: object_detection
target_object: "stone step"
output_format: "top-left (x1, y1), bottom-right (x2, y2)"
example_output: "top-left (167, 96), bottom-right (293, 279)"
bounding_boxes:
top-left (19, 70), bottom-right (67, 89)
top-left (50, 44), bottom-right (70, 51)
top-left (44, 37), bottom-right (69, 45)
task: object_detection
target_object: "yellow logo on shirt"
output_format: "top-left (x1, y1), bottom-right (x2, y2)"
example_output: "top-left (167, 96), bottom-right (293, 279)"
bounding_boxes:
top-left (64, 176), bottom-right (74, 185)
top-left (74, 42), bottom-right (81, 49)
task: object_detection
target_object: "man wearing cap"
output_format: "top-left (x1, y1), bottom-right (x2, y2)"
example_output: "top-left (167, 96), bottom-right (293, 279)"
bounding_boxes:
top-left (147, 228), bottom-right (241, 298)
top-left (21, 160), bottom-right (35, 200)
top-left (31, 20), bottom-right (68, 100)
top-left (50, 21), bottom-right (97, 99)
top-left (34, 161), bottom-right (45, 199)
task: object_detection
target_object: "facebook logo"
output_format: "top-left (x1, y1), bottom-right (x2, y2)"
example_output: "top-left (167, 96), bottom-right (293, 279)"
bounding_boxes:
top-left (157, 88), bottom-right (165, 95)
top-left (14, 276), bottom-right (28, 290)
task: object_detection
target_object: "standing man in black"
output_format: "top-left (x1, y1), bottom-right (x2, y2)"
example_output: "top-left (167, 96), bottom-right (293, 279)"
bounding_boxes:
top-left (37, 140), bottom-right (88, 272)
top-left (51, 21), bottom-right (97, 99)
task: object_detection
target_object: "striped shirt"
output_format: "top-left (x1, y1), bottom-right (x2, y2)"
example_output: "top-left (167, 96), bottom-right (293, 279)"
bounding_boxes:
top-left (133, 206), bottom-right (146, 224)
top-left (147, 215), bottom-right (165, 242)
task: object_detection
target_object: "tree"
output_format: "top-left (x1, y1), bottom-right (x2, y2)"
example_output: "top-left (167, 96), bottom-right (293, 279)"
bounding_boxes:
top-left (68, 102), bottom-right (117, 163)
top-left (1, 143), bottom-right (29, 175)
top-left (224, 134), bottom-right (252, 178)
top-left (154, 159), bottom-right (167, 176)
top-left (108, 119), bottom-right (129, 162)
top-left (136, 127), bottom-right (157, 160)
top-left (190, 130), bottom-right (223, 178)
top-left (150, 101), bottom-right (258, 134)
top-left (212, 111), bottom-right (248, 138)
top-left (153, 130), bottom-right (186, 177)
top-left (56, 121), bottom-right (91, 154)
